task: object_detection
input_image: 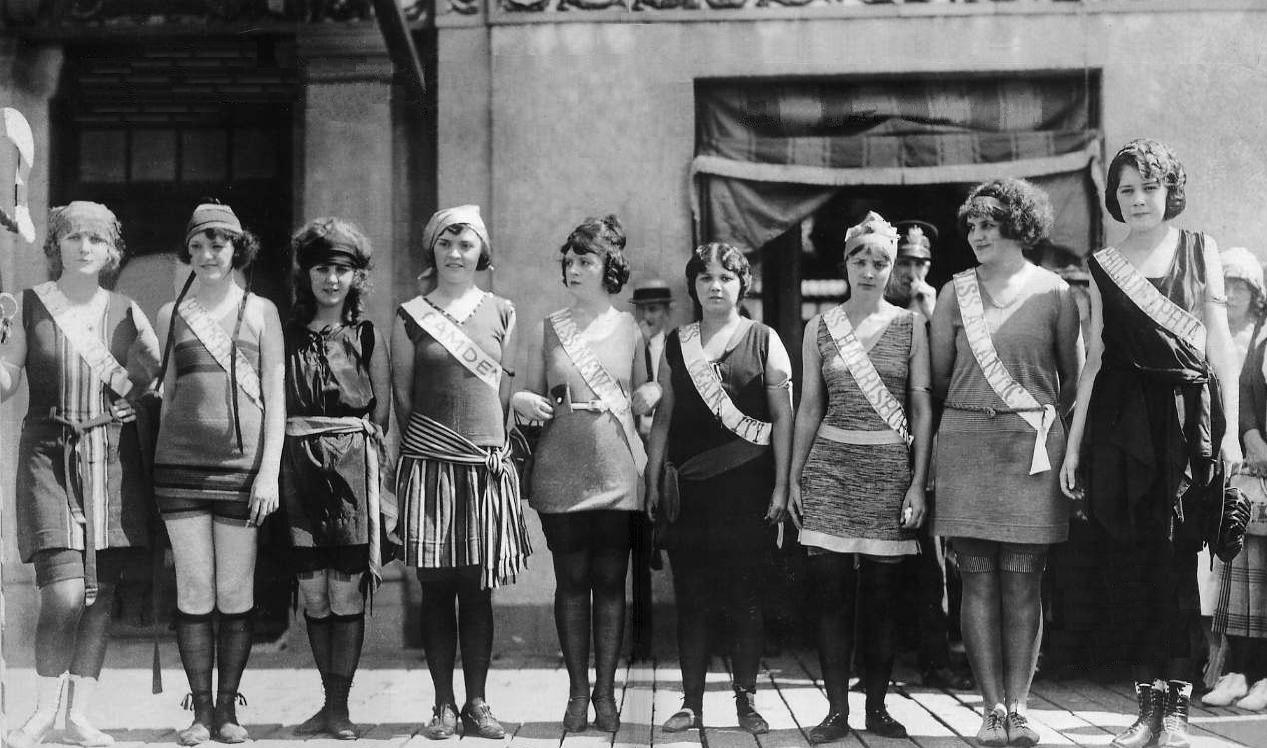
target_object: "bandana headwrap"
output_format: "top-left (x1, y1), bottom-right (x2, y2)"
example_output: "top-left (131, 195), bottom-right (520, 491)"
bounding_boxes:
top-left (295, 219), bottom-right (371, 271)
top-left (49, 201), bottom-right (121, 247)
top-left (421, 205), bottom-right (490, 263)
top-left (843, 211), bottom-right (899, 259)
top-left (185, 202), bottom-right (243, 245)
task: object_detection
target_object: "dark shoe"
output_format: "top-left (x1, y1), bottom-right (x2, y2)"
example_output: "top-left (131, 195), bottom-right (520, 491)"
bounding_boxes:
top-left (326, 712), bottom-right (358, 741)
top-left (176, 693), bottom-right (214, 747)
top-left (661, 707), bottom-right (701, 732)
top-left (1156, 681), bottom-right (1191, 748)
top-left (734, 687), bottom-right (769, 735)
top-left (808, 712), bottom-right (850, 744)
top-left (293, 707), bottom-right (328, 736)
top-left (212, 692), bottom-right (250, 744)
top-left (1005, 712), bottom-right (1038, 747)
top-left (865, 708), bottom-right (908, 739)
top-left (562, 696), bottom-right (588, 732)
top-left (460, 699), bottom-right (506, 740)
top-left (423, 704), bottom-right (459, 740)
top-left (922, 666), bottom-right (976, 691)
top-left (1111, 681), bottom-right (1165, 748)
top-left (592, 694), bottom-right (620, 733)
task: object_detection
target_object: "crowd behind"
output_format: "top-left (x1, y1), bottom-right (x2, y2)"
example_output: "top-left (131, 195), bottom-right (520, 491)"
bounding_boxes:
top-left (0, 136), bottom-right (1264, 748)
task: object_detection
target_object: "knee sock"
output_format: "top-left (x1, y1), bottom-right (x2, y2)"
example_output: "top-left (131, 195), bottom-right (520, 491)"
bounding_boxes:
top-left (552, 552), bottom-right (592, 699)
top-left (591, 550), bottom-right (629, 700)
top-left (214, 609), bottom-right (255, 724)
top-left (860, 561), bottom-right (899, 714)
top-left (457, 575), bottom-right (494, 703)
top-left (420, 577), bottom-right (459, 707)
top-left (327, 613), bottom-right (366, 717)
top-left (727, 565), bottom-right (765, 693)
top-left (810, 554), bottom-right (857, 714)
top-left (174, 610), bottom-right (216, 723)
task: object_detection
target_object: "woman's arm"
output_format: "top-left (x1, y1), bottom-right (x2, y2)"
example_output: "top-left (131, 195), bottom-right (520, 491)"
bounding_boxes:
top-left (904, 317), bottom-right (933, 529)
top-left (630, 324), bottom-right (661, 417)
top-left (250, 297), bottom-right (286, 526)
top-left (126, 301), bottom-right (162, 394)
top-left (788, 317), bottom-right (826, 528)
top-left (498, 307), bottom-right (519, 418)
top-left (1201, 238), bottom-right (1243, 464)
top-left (0, 300), bottom-right (27, 401)
top-left (1240, 333), bottom-right (1267, 469)
top-left (644, 351), bottom-right (675, 521)
top-left (368, 323), bottom-right (392, 432)
top-left (390, 314), bottom-right (414, 422)
top-left (1060, 278), bottom-right (1105, 498)
top-left (929, 284), bottom-right (958, 402)
top-left (156, 302), bottom-right (178, 402)
top-left (1054, 285), bottom-right (1086, 415)
top-left (510, 320), bottom-right (554, 421)
top-left (763, 328), bottom-right (795, 524)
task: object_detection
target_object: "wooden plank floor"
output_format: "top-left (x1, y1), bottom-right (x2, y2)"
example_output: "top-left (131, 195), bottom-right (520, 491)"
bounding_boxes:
top-left (3, 646), bottom-right (1264, 747)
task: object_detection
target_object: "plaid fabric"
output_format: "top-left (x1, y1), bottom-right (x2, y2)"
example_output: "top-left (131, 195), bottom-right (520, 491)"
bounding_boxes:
top-left (1212, 535), bottom-right (1267, 638)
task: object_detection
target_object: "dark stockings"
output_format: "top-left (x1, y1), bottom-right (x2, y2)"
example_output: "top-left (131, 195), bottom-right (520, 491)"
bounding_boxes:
top-left (420, 568), bottom-right (493, 707)
top-left (810, 555), bottom-right (899, 715)
top-left (327, 613), bottom-right (366, 713)
top-left (552, 548), bottom-right (629, 699)
top-left (670, 553), bottom-right (764, 712)
top-left (215, 609), bottom-right (255, 725)
top-left (175, 610), bottom-right (216, 724)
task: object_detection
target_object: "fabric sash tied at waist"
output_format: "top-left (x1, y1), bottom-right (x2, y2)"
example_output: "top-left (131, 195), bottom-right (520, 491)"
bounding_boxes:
top-left (660, 438), bottom-right (768, 517)
top-left (815, 421), bottom-right (907, 446)
top-left (286, 415), bottom-right (393, 590)
top-left (398, 412), bottom-right (528, 590)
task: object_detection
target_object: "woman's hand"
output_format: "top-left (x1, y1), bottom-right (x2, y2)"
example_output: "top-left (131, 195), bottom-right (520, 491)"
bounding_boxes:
top-left (631, 382), bottom-right (662, 416)
top-left (788, 483), bottom-right (803, 530)
top-left (247, 472), bottom-right (280, 527)
top-left (511, 391), bottom-right (554, 421)
top-left (645, 480), bottom-right (660, 523)
top-left (1245, 438), bottom-right (1267, 474)
top-left (1059, 452), bottom-right (1083, 501)
top-left (110, 398), bottom-right (136, 423)
top-left (765, 483), bottom-right (789, 525)
top-left (900, 485), bottom-right (926, 530)
top-left (1221, 432), bottom-right (1244, 472)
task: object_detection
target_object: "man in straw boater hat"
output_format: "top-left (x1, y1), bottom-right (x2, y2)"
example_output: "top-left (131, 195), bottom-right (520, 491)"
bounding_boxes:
top-left (629, 278), bottom-right (673, 660)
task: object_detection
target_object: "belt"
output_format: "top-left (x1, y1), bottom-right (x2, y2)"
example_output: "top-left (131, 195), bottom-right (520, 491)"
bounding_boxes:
top-left (566, 399), bottom-right (608, 413)
top-left (46, 406), bottom-right (123, 606)
top-left (816, 422), bottom-right (906, 446)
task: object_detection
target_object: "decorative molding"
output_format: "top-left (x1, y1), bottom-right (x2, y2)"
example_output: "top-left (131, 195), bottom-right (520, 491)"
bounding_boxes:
top-left (3, 0), bottom-right (427, 27)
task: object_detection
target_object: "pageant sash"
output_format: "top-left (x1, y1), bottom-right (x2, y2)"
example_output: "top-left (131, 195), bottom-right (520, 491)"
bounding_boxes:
top-left (953, 270), bottom-right (1056, 475)
top-left (401, 295), bottom-right (502, 392)
top-left (33, 282), bottom-right (132, 398)
top-left (821, 305), bottom-right (911, 446)
top-left (286, 416), bottom-right (392, 590)
top-left (678, 322), bottom-right (771, 446)
top-left (548, 310), bottom-right (647, 472)
top-left (177, 295), bottom-right (263, 410)
top-left (1093, 246), bottom-right (1208, 352)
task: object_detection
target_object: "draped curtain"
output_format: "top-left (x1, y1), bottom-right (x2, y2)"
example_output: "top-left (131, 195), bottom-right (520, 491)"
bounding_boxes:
top-left (693, 75), bottom-right (1102, 255)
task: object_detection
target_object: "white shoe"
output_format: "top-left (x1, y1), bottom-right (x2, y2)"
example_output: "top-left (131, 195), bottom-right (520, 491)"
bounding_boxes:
top-left (1201, 673), bottom-right (1248, 706)
top-left (1234, 678), bottom-right (1267, 710)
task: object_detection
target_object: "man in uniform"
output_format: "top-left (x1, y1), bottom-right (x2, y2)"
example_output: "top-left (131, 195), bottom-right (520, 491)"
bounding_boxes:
top-left (887, 220), bottom-right (938, 320)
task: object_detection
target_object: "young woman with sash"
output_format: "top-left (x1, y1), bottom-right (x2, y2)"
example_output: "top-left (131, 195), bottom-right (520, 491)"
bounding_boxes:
top-left (788, 212), bottom-right (931, 743)
top-left (281, 218), bottom-right (395, 739)
top-left (1205, 247), bottom-right (1267, 710)
top-left (391, 205), bottom-right (530, 740)
top-left (645, 242), bottom-right (793, 735)
top-left (512, 215), bottom-right (656, 733)
top-left (1061, 140), bottom-right (1242, 747)
top-left (153, 203), bottom-right (285, 746)
top-left (0, 202), bottom-right (160, 748)
top-left (931, 179), bottom-right (1081, 747)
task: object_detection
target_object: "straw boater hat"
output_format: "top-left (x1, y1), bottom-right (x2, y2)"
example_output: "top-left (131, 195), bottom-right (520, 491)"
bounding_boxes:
top-left (632, 278), bottom-right (673, 306)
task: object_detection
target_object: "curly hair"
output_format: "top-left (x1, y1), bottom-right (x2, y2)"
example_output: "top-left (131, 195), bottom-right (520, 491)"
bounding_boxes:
top-left (685, 242), bottom-right (752, 307)
top-left (178, 227), bottom-right (261, 269)
top-left (559, 214), bottom-right (630, 294)
top-left (1105, 138), bottom-right (1187, 223)
top-left (290, 217), bottom-right (373, 326)
top-left (43, 204), bottom-right (126, 280)
top-left (957, 178), bottom-right (1054, 249)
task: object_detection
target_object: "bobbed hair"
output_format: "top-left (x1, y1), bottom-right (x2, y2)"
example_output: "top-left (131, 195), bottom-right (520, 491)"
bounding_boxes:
top-left (1105, 138), bottom-right (1187, 223)
top-left (290, 217), bottom-right (373, 326)
top-left (421, 223), bottom-right (493, 276)
top-left (685, 242), bottom-right (752, 307)
top-left (178, 227), bottom-right (261, 269)
top-left (559, 214), bottom-right (630, 294)
top-left (43, 205), bottom-right (126, 280)
top-left (957, 178), bottom-right (1054, 249)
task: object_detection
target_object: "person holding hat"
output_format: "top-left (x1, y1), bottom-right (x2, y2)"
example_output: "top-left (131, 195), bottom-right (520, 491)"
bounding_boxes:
top-left (632, 278), bottom-right (672, 438)
top-left (788, 211), bottom-right (932, 742)
top-left (281, 218), bottom-right (396, 739)
top-left (153, 201), bottom-right (285, 745)
top-left (0, 202), bottom-right (160, 748)
top-left (932, 179), bottom-right (1081, 746)
top-left (887, 220), bottom-right (938, 320)
top-left (391, 205), bottom-right (530, 740)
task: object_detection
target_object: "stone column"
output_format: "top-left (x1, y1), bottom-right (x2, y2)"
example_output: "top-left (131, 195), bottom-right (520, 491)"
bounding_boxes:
top-left (295, 26), bottom-right (400, 334)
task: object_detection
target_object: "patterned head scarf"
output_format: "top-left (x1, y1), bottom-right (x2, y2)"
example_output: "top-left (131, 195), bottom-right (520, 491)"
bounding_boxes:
top-left (843, 211), bottom-right (899, 260)
top-left (49, 201), bottom-right (122, 247)
top-left (185, 202), bottom-right (243, 245)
